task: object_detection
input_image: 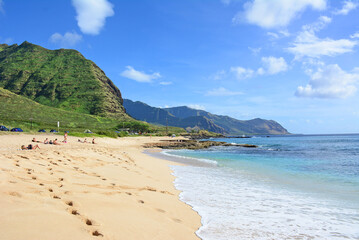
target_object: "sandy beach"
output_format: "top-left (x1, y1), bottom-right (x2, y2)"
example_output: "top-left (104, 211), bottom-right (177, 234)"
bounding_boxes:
top-left (0, 133), bottom-right (201, 240)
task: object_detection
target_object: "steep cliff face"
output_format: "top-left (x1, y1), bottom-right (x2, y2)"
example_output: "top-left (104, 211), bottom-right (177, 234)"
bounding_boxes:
top-left (0, 41), bottom-right (126, 118)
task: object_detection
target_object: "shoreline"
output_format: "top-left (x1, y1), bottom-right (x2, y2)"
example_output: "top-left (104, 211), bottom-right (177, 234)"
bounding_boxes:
top-left (0, 134), bottom-right (201, 240)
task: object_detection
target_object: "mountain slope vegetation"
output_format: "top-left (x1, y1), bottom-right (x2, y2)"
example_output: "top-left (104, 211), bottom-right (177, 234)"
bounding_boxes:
top-left (0, 41), bottom-right (126, 118)
top-left (0, 88), bottom-right (184, 134)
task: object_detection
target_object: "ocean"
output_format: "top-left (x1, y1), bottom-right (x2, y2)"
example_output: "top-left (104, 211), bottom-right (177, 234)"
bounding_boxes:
top-left (161, 134), bottom-right (359, 240)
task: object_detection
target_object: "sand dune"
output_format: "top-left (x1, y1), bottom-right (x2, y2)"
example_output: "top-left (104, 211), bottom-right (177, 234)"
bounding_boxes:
top-left (0, 134), bottom-right (200, 240)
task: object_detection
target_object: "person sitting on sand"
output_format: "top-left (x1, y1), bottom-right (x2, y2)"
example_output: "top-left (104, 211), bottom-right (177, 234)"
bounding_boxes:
top-left (53, 139), bottom-right (61, 145)
top-left (83, 138), bottom-right (87, 143)
top-left (21, 144), bottom-right (40, 150)
top-left (32, 138), bottom-right (42, 143)
top-left (44, 138), bottom-right (49, 144)
top-left (92, 138), bottom-right (96, 144)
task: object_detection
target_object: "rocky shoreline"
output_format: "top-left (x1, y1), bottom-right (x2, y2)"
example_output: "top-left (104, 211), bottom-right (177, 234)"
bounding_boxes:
top-left (144, 139), bottom-right (257, 150)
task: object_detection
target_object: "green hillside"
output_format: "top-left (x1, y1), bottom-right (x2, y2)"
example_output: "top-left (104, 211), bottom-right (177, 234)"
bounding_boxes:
top-left (0, 87), bottom-right (130, 131)
top-left (0, 41), bottom-right (126, 118)
top-left (0, 87), bottom-right (184, 135)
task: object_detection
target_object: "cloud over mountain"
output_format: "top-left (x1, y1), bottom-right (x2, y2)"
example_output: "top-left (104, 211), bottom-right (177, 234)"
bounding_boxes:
top-left (72, 0), bottom-right (114, 35)
top-left (121, 66), bottom-right (161, 83)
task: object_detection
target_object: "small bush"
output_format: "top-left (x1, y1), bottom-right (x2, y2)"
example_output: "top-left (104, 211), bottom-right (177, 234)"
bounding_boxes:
top-left (117, 131), bottom-right (128, 137)
top-left (96, 130), bottom-right (118, 138)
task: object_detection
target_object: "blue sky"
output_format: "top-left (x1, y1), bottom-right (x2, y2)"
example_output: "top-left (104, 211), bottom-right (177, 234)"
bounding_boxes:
top-left (1, 0), bottom-right (359, 134)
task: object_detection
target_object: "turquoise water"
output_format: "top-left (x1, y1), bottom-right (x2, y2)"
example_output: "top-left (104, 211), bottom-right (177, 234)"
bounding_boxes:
top-left (164, 134), bottom-right (359, 239)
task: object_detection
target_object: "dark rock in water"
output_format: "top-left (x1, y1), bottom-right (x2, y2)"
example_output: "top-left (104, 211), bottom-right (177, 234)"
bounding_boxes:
top-left (144, 139), bottom-right (257, 150)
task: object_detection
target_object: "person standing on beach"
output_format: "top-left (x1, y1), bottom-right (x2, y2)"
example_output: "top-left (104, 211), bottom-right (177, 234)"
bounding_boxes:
top-left (63, 132), bottom-right (68, 143)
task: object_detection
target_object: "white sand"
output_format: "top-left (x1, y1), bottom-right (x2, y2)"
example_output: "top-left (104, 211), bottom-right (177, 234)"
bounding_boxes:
top-left (0, 133), bottom-right (201, 240)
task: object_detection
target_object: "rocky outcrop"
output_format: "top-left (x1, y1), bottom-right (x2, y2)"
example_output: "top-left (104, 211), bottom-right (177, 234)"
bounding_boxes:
top-left (144, 139), bottom-right (257, 150)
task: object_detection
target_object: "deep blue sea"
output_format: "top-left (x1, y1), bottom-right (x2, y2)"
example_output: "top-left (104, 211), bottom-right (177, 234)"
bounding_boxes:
top-left (162, 134), bottom-right (359, 240)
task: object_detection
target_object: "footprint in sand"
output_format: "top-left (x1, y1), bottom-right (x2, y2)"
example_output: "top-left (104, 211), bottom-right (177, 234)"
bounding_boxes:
top-left (92, 230), bottom-right (103, 237)
top-left (172, 218), bottom-right (182, 223)
top-left (67, 208), bottom-right (104, 237)
top-left (85, 219), bottom-right (93, 226)
top-left (70, 209), bottom-right (79, 215)
top-left (8, 192), bottom-right (22, 197)
top-left (138, 200), bottom-right (145, 204)
top-left (156, 208), bottom-right (166, 213)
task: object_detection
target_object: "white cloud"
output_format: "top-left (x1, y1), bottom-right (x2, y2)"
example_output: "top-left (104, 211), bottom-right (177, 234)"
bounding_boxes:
top-left (350, 32), bottom-right (359, 38)
top-left (334, 0), bottom-right (358, 15)
top-left (206, 87), bottom-right (243, 96)
top-left (267, 30), bottom-right (290, 39)
top-left (267, 32), bottom-right (279, 39)
top-left (72, 0), bottom-right (114, 35)
top-left (288, 16), bottom-right (357, 59)
top-left (296, 64), bottom-right (359, 98)
top-left (248, 47), bottom-right (261, 55)
top-left (188, 104), bottom-right (206, 110)
top-left (120, 66), bottom-right (161, 83)
top-left (49, 32), bottom-right (82, 47)
top-left (261, 56), bottom-right (288, 74)
top-left (279, 30), bottom-right (291, 37)
top-left (230, 66), bottom-right (254, 79)
top-left (159, 81), bottom-right (172, 85)
top-left (211, 70), bottom-right (227, 80)
top-left (233, 0), bottom-right (326, 29)
top-left (231, 56), bottom-right (288, 79)
top-left (289, 35), bottom-right (357, 59)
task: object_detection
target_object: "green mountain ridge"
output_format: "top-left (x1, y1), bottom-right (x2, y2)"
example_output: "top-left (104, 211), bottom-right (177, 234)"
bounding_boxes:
top-left (124, 99), bottom-right (289, 135)
top-left (123, 99), bottom-right (226, 133)
top-left (0, 41), bottom-right (126, 118)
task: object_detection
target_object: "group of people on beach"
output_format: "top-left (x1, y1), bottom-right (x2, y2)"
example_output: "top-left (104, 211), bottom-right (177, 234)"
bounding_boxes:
top-left (21, 132), bottom-right (96, 150)
top-left (78, 138), bottom-right (96, 144)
